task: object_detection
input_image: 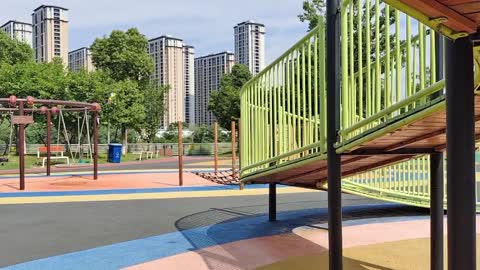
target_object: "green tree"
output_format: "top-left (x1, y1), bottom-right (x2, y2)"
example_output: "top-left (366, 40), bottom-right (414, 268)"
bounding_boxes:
top-left (90, 28), bottom-right (154, 85)
top-left (208, 64), bottom-right (252, 130)
top-left (191, 125), bottom-right (214, 143)
top-left (143, 84), bottom-right (169, 142)
top-left (0, 31), bottom-right (33, 65)
top-left (107, 79), bottom-right (146, 147)
top-left (298, 0), bottom-right (326, 31)
top-left (90, 28), bottom-right (155, 150)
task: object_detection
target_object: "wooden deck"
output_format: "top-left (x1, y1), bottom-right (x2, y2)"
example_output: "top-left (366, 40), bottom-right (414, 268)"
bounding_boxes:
top-left (391, 0), bottom-right (480, 35)
top-left (243, 95), bottom-right (480, 189)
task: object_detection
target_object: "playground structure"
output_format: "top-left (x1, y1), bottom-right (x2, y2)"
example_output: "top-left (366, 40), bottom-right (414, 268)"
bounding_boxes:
top-left (0, 96), bottom-right (101, 190)
top-left (240, 0), bottom-right (480, 269)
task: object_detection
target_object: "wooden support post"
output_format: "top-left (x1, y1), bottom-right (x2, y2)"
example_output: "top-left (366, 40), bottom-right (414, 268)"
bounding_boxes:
top-left (178, 121), bottom-right (183, 186)
top-left (18, 101), bottom-right (25, 190)
top-left (238, 119), bottom-right (244, 190)
top-left (93, 111), bottom-right (99, 180)
top-left (46, 110), bottom-right (52, 176)
top-left (231, 120), bottom-right (236, 176)
top-left (214, 122), bottom-right (218, 174)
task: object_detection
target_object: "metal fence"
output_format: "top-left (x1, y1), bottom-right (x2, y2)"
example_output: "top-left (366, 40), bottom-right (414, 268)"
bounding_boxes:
top-left (0, 143), bottom-right (235, 157)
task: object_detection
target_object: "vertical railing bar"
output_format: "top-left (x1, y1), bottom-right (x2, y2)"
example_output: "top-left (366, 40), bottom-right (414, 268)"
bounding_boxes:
top-left (366, 0), bottom-right (372, 118)
top-left (296, 50), bottom-right (301, 154)
top-left (431, 29), bottom-right (437, 84)
top-left (341, 5), bottom-right (349, 130)
top-left (395, 9), bottom-right (401, 104)
top-left (308, 39), bottom-right (313, 149)
top-left (357, 0), bottom-right (364, 122)
top-left (314, 32), bottom-right (319, 149)
top-left (302, 43), bottom-right (307, 150)
top-left (349, 3), bottom-right (355, 128)
top-left (406, 16), bottom-right (412, 98)
top-left (385, 4), bottom-right (391, 109)
top-left (375, 0), bottom-right (381, 114)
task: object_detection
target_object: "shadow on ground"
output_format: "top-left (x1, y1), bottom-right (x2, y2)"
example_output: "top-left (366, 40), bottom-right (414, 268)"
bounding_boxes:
top-left (174, 203), bottom-right (427, 270)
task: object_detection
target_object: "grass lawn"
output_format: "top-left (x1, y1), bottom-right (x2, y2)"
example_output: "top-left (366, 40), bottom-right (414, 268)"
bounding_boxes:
top-left (0, 153), bottom-right (158, 171)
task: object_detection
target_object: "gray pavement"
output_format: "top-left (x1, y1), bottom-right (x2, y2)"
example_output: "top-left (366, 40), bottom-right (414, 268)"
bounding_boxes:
top-left (0, 191), bottom-right (426, 267)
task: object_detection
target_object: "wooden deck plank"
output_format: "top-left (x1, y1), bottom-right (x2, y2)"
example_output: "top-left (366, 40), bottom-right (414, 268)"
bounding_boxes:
top-left (244, 96), bottom-right (480, 189)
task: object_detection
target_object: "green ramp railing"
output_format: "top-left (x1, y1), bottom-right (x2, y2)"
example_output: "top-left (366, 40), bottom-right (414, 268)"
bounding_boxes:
top-left (337, 0), bottom-right (445, 150)
top-left (343, 155), bottom-right (480, 210)
top-left (240, 20), bottom-right (327, 178)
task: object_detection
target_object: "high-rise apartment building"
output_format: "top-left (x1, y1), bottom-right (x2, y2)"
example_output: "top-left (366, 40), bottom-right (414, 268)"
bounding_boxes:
top-left (68, 47), bottom-right (95, 72)
top-left (1, 20), bottom-right (33, 47)
top-left (194, 52), bottom-right (235, 125)
top-left (149, 36), bottom-right (194, 128)
top-left (183, 45), bottom-right (195, 126)
top-left (234, 20), bottom-right (265, 75)
top-left (32, 5), bottom-right (69, 65)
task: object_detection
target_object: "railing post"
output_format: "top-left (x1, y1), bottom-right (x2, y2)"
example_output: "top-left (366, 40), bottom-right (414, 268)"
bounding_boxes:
top-left (429, 152), bottom-right (443, 270)
top-left (446, 35), bottom-right (475, 270)
top-left (327, 0), bottom-right (343, 268)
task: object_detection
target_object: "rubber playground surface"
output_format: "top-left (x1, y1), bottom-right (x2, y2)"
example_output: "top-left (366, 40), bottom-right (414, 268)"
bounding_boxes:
top-left (0, 170), bottom-right (478, 269)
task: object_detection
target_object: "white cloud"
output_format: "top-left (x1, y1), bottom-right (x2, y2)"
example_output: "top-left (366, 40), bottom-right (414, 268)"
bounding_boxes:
top-left (1, 0), bottom-right (310, 63)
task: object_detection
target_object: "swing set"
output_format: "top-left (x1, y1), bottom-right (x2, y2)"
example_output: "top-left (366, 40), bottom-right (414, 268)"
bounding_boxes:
top-left (0, 95), bottom-right (101, 190)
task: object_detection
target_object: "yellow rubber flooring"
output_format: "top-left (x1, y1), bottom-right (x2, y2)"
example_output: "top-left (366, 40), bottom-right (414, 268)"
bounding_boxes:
top-left (256, 235), bottom-right (480, 270)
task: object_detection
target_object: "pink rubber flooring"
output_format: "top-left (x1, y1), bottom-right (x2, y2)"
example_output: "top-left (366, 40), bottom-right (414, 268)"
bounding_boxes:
top-left (123, 216), bottom-right (480, 270)
top-left (0, 172), bottom-right (218, 192)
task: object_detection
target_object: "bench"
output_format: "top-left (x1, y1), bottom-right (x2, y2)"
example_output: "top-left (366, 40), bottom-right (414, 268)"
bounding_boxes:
top-left (133, 150), bottom-right (160, 161)
top-left (37, 146), bottom-right (70, 167)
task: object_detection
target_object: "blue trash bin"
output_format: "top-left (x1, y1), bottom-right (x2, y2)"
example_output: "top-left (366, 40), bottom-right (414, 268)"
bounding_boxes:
top-left (108, 143), bottom-right (122, 163)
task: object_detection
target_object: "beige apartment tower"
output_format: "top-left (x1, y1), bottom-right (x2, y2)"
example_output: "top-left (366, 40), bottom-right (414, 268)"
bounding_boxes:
top-left (149, 36), bottom-right (194, 128)
top-left (68, 47), bottom-right (95, 72)
top-left (1, 20), bottom-right (33, 47)
top-left (194, 52), bottom-right (235, 125)
top-left (32, 5), bottom-right (69, 65)
top-left (183, 45), bottom-right (195, 125)
top-left (234, 20), bottom-right (265, 75)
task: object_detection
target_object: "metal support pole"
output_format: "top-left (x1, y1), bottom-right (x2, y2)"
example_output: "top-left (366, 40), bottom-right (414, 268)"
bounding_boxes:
top-left (429, 152), bottom-right (443, 270)
top-left (327, 0), bottom-right (342, 268)
top-left (93, 111), bottom-right (99, 180)
top-left (178, 121), bottom-right (183, 186)
top-left (46, 110), bottom-right (52, 176)
top-left (268, 183), bottom-right (276, 222)
top-left (18, 101), bottom-right (25, 190)
top-left (214, 122), bottom-right (218, 174)
top-left (446, 36), bottom-right (475, 270)
top-left (231, 120), bottom-right (236, 175)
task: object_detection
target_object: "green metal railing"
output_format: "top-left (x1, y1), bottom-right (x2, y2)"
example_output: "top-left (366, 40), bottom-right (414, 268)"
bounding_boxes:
top-left (240, 19), bottom-right (327, 177)
top-left (338, 0), bottom-right (443, 146)
top-left (239, 0), bottom-right (478, 211)
top-left (343, 155), bottom-right (480, 209)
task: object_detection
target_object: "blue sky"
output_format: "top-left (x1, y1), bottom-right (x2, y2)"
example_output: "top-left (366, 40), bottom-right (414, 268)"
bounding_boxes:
top-left (2, 0), bottom-right (310, 64)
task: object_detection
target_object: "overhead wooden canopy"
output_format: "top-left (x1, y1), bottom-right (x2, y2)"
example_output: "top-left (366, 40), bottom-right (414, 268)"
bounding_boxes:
top-left (385, 0), bottom-right (480, 39)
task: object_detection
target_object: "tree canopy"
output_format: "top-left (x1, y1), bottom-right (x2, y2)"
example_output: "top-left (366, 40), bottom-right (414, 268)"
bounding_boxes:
top-left (90, 28), bottom-right (154, 84)
top-left (0, 31), bottom-right (34, 65)
top-left (208, 64), bottom-right (252, 130)
top-left (298, 0), bottom-right (326, 31)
